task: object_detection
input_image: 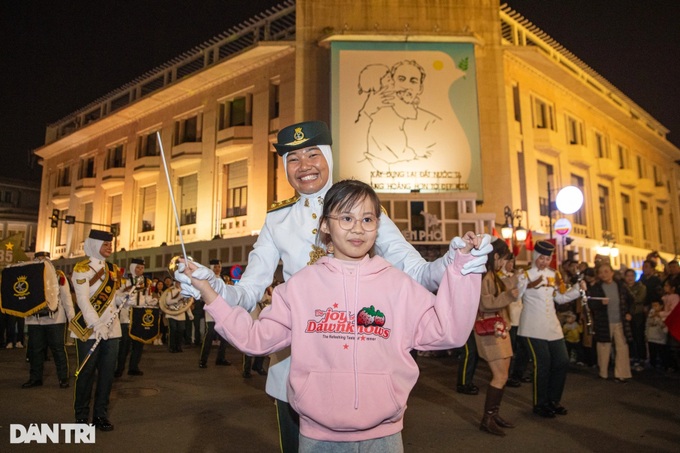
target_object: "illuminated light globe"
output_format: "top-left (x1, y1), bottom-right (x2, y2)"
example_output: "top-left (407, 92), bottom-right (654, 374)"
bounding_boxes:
top-left (555, 186), bottom-right (584, 214)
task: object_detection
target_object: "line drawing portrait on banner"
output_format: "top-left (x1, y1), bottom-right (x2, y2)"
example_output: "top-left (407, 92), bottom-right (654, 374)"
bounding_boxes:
top-left (336, 45), bottom-right (480, 194)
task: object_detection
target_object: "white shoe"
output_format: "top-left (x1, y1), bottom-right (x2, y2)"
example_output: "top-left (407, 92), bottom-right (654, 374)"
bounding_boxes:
top-left (6, 343), bottom-right (13, 349)
top-left (15, 342), bottom-right (23, 349)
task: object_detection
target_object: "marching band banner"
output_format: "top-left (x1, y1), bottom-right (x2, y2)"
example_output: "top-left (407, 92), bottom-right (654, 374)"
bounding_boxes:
top-left (0, 262), bottom-right (48, 317)
top-left (129, 306), bottom-right (161, 344)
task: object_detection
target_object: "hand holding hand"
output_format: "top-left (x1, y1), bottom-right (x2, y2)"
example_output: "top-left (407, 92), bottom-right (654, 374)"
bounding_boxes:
top-left (177, 259), bottom-right (220, 304)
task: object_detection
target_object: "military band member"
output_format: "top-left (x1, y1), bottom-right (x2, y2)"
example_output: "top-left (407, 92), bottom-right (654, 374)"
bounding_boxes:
top-left (175, 120), bottom-right (491, 452)
top-left (22, 251), bottom-right (74, 389)
top-left (198, 259), bottom-right (231, 368)
top-left (115, 258), bottom-right (156, 377)
top-left (518, 240), bottom-right (585, 418)
top-left (71, 229), bottom-right (128, 431)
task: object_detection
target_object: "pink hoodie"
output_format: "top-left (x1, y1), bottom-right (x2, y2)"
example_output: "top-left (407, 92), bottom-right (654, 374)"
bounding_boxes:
top-left (206, 252), bottom-right (480, 442)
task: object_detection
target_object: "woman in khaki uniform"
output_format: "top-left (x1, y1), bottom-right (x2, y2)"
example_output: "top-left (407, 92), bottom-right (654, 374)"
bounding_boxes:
top-left (475, 239), bottom-right (520, 436)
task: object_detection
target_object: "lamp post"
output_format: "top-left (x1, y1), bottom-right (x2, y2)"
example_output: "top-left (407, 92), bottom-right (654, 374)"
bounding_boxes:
top-left (548, 183), bottom-right (584, 239)
top-left (501, 206), bottom-right (527, 255)
top-left (596, 231), bottom-right (619, 258)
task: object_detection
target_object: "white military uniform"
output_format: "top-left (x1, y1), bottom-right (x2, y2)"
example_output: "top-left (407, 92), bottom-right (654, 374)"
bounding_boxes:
top-left (71, 257), bottom-right (124, 340)
top-left (518, 267), bottom-right (580, 341)
top-left (119, 275), bottom-right (157, 324)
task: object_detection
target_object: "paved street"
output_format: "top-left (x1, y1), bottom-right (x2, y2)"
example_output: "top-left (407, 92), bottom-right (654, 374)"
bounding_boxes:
top-left (1, 343), bottom-right (678, 452)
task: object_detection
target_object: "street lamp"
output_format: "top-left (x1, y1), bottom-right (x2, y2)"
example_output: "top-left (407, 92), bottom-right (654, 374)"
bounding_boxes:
top-left (596, 231), bottom-right (618, 257)
top-left (501, 206), bottom-right (527, 254)
top-left (548, 183), bottom-right (584, 239)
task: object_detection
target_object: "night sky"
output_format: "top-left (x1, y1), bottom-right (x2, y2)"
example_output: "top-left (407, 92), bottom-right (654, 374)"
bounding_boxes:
top-left (1, 1), bottom-right (678, 182)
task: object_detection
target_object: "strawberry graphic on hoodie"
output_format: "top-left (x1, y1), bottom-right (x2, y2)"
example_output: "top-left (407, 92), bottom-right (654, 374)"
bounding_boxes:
top-left (357, 305), bottom-right (385, 327)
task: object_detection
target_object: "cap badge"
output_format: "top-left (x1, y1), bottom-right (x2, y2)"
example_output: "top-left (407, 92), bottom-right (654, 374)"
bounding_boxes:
top-left (293, 127), bottom-right (304, 141)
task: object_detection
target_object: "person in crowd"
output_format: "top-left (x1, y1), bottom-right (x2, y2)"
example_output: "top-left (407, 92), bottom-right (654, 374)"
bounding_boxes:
top-left (115, 258), bottom-right (156, 377)
top-left (4, 314), bottom-right (25, 349)
top-left (577, 266), bottom-right (597, 367)
top-left (22, 251), bottom-right (74, 389)
top-left (198, 259), bottom-right (231, 368)
top-left (154, 280), bottom-right (167, 346)
top-left (659, 276), bottom-right (680, 371)
top-left (646, 300), bottom-right (671, 370)
top-left (623, 268), bottom-right (647, 371)
top-left (502, 257), bottom-right (527, 388)
top-left (519, 240), bottom-right (584, 418)
top-left (182, 179), bottom-right (483, 451)
top-left (242, 283), bottom-right (274, 378)
top-left (640, 259), bottom-right (663, 308)
top-left (160, 280), bottom-right (194, 353)
top-left (455, 332), bottom-right (479, 395)
top-left (71, 229), bottom-right (130, 431)
top-left (475, 239), bottom-right (521, 436)
top-left (587, 262), bottom-right (633, 382)
top-left (562, 312), bottom-right (583, 365)
top-left (173, 120), bottom-right (491, 453)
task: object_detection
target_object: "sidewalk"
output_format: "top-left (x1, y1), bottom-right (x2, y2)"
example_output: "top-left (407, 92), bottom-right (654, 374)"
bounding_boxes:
top-left (1, 344), bottom-right (678, 452)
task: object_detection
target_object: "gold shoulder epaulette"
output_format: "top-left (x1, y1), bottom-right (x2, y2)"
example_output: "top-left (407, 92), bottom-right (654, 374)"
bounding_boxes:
top-left (73, 259), bottom-right (91, 273)
top-left (268, 195), bottom-right (300, 212)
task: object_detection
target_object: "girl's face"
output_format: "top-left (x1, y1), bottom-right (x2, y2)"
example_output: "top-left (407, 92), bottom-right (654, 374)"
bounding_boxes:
top-left (504, 259), bottom-right (514, 272)
top-left (321, 196), bottom-right (378, 262)
top-left (664, 281), bottom-right (674, 294)
top-left (494, 254), bottom-right (508, 272)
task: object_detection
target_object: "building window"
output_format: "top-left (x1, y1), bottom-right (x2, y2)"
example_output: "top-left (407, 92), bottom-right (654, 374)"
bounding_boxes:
top-left (512, 82), bottom-right (521, 123)
top-left (621, 193), bottom-right (631, 237)
top-left (78, 156), bottom-right (96, 179)
top-left (640, 201), bottom-right (649, 240)
top-left (218, 94), bottom-right (252, 130)
top-left (617, 144), bottom-right (630, 170)
top-left (109, 194), bottom-right (122, 237)
top-left (537, 161), bottom-right (554, 216)
top-left (270, 82), bottom-right (280, 120)
top-left (57, 167), bottom-right (71, 187)
top-left (565, 115), bottom-right (584, 145)
top-left (139, 186), bottom-right (156, 232)
top-left (598, 185), bottom-right (611, 232)
top-left (174, 114), bottom-right (202, 145)
top-left (105, 144), bottom-right (126, 169)
top-left (57, 208), bottom-right (68, 246)
top-left (532, 96), bottom-right (554, 130)
top-left (657, 207), bottom-right (665, 244)
top-left (81, 202), bottom-right (93, 242)
top-left (179, 174), bottom-right (197, 226)
top-left (224, 160), bottom-right (248, 218)
top-left (570, 174), bottom-right (586, 226)
top-left (137, 131), bottom-right (160, 158)
top-left (653, 165), bottom-right (664, 187)
top-left (594, 131), bottom-right (610, 159)
top-left (636, 156), bottom-right (646, 179)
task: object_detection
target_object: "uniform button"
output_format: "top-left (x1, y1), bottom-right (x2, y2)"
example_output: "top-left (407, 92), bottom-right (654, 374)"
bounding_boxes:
top-left (311, 213), bottom-right (317, 219)
top-left (312, 228), bottom-right (318, 234)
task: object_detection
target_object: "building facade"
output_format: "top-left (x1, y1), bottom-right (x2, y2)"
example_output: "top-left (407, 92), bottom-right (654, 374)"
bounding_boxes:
top-left (33, 0), bottom-right (680, 275)
top-left (0, 177), bottom-right (39, 253)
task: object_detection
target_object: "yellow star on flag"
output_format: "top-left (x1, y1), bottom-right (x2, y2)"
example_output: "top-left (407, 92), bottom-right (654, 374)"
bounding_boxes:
top-left (5, 242), bottom-right (14, 250)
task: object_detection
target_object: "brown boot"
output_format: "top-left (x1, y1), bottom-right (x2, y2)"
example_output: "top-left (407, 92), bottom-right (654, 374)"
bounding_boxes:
top-left (493, 386), bottom-right (515, 429)
top-left (479, 385), bottom-right (506, 436)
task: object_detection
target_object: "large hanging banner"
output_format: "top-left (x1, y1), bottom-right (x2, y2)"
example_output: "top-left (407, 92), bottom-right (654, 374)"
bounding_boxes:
top-left (331, 41), bottom-right (482, 197)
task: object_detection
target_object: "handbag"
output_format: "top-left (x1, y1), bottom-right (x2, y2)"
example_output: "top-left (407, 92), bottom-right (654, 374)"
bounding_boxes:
top-left (474, 312), bottom-right (508, 338)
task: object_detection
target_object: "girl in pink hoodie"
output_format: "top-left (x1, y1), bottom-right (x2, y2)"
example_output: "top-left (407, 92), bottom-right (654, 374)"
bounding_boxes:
top-left (183, 180), bottom-right (483, 451)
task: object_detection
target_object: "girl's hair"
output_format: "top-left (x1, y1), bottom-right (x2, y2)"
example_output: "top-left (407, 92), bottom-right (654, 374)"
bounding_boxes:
top-left (485, 239), bottom-right (510, 274)
top-left (319, 179), bottom-right (381, 246)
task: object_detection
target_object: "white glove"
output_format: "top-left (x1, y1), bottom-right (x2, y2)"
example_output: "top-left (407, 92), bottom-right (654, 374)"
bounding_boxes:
top-left (450, 234), bottom-right (493, 275)
top-left (93, 321), bottom-right (109, 341)
top-left (116, 289), bottom-right (136, 308)
top-left (174, 261), bottom-right (226, 300)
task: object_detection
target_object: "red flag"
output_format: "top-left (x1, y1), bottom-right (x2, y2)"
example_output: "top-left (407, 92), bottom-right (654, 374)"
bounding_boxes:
top-left (665, 303), bottom-right (680, 342)
top-left (492, 227), bottom-right (501, 238)
top-left (525, 230), bottom-right (534, 251)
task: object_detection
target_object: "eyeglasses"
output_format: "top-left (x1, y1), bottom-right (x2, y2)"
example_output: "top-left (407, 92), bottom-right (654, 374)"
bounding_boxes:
top-left (326, 214), bottom-right (379, 232)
